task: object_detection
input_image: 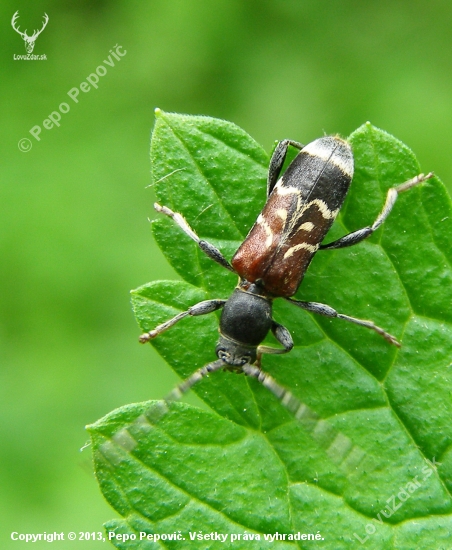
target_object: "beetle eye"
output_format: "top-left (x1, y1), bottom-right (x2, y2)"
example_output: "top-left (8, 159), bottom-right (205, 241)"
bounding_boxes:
top-left (241, 356), bottom-right (251, 365)
top-left (218, 349), bottom-right (228, 361)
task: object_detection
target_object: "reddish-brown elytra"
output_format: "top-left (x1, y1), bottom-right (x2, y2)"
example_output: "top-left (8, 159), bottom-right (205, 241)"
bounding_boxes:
top-left (232, 137), bottom-right (353, 297)
top-left (139, 135), bottom-right (433, 409)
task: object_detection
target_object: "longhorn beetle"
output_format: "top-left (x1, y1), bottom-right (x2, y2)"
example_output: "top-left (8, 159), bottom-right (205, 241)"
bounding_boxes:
top-left (140, 136), bottom-right (433, 407)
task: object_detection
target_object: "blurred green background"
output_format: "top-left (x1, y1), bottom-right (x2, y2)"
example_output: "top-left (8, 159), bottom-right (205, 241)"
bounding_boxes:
top-left (1, 0), bottom-right (451, 547)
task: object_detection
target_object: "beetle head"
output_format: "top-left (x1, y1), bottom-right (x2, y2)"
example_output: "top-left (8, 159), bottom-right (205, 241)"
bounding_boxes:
top-left (215, 335), bottom-right (257, 371)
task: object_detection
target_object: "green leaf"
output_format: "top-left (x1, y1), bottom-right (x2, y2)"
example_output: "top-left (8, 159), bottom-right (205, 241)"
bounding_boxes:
top-left (89, 112), bottom-right (452, 548)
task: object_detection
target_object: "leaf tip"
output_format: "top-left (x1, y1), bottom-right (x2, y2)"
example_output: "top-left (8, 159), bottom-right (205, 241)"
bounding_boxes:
top-left (154, 107), bottom-right (162, 117)
top-left (85, 422), bottom-right (95, 434)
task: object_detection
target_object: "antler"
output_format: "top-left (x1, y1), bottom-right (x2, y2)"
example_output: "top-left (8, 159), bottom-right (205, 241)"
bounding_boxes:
top-left (31, 13), bottom-right (49, 39)
top-left (11, 11), bottom-right (49, 40)
top-left (11, 11), bottom-right (26, 39)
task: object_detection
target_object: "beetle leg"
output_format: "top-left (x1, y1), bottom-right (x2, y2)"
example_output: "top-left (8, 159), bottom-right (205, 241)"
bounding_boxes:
top-left (267, 139), bottom-right (304, 196)
top-left (154, 203), bottom-right (236, 273)
top-left (319, 172), bottom-right (434, 250)
top-left (256, 321), bottom-right (294, 366)
top-left (139, 299), bottom-right (226, 343)
top-left (286, 298), bottom-right (400, 347)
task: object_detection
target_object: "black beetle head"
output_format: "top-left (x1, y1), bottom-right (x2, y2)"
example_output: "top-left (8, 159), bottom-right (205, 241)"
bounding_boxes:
top-left (215, 335), bottom-right (257, 369)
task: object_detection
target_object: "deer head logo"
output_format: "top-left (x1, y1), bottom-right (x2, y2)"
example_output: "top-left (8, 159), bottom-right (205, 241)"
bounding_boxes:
top-left (11, 11), bottom-right (49, 54)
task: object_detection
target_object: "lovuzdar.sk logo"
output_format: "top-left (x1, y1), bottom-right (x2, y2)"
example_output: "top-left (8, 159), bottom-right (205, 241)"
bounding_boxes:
top-left (12, 11), bottom-right (48, 60)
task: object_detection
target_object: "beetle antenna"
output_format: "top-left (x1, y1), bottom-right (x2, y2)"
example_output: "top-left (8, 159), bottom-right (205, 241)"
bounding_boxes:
top-left (243, 364), bottom-right (366, 472)
top-left (99, 359), bottom-right (225, 459)
top-left (140, 360), bottom-right (225, 423)
top-left (165, 359), bottom-right (225, 403)
top-left (101, 361), bottom-right (365, 476)
top-left (243, 363), bottom-right (304, 415)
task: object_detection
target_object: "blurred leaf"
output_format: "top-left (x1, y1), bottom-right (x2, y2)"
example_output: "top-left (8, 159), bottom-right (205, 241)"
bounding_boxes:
top-left (89, 112), bottom-right (452, 548)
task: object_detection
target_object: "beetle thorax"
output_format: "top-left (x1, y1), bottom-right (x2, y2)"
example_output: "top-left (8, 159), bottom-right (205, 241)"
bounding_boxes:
top-left (216, 285), bottom-right (273, 367)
